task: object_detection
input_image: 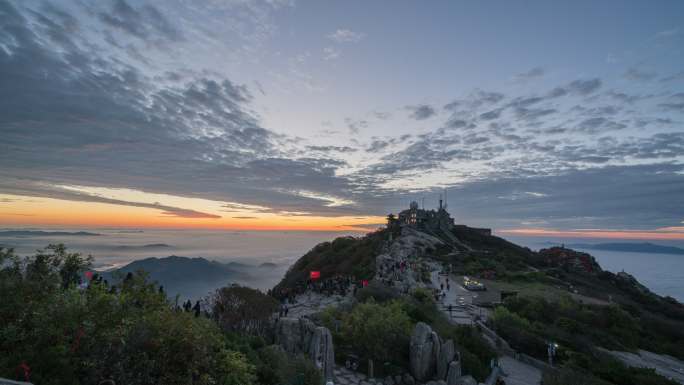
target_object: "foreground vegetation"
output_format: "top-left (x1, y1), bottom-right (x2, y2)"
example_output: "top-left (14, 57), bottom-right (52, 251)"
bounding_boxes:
top-left (0, 245), bottom-right (319, 385)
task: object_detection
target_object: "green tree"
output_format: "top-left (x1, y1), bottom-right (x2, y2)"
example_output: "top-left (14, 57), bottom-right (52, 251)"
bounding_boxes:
top-left (0, 246), bottom-right (256, 385)
top-left (256, 346), bottom-right (322, 385)
top-left (207, 285), bottom-right (278, 336)
top-left (341, 300), bottom-right (412, 364)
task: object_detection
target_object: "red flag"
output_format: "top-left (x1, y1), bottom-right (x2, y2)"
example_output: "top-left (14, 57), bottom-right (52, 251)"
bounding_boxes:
top-left (18, 362), bottom-right (30, 381)
top-left (85, 271), bottom-right (94, 280)
top-left (310, 271), bottom-right (320, 280)
top-left (361, 279), bottom-right (369, 287)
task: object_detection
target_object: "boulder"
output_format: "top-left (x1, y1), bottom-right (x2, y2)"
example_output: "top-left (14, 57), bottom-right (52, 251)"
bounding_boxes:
top-left (274, 317), bottom-right (316, 354)
top-left (409, 322), bottom-right (440, 381)
top-left (445, 361), bottom-right (462, 385)
top-left (430, 331), bottom-right (441, 375)
top-left (309, 326), bottom-right (335, 381)
top-left (402, 373), bottom-right (415, 385)
top-left (275, 317), bottom-right (335, 381)
top-left (437, 339), bottom-right (455, 379)
top-left (453, 375), bottom-right (476, 385)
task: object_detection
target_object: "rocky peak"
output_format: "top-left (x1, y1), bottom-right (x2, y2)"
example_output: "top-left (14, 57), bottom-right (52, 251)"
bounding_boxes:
top-left (538, 246), bottom-right (602, 274)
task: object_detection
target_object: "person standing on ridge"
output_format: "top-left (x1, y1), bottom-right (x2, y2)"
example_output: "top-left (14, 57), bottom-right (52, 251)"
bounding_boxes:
top-left (193, 300), bottom-right (201, 317)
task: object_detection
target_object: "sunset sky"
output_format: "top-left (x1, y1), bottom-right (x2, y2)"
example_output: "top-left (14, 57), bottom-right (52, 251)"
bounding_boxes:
top-left (1, 0), bottom-right (683, 238)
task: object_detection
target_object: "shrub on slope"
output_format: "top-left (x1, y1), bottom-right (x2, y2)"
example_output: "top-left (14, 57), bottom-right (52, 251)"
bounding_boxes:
top-left (274, 229), bottom-right (387, 291)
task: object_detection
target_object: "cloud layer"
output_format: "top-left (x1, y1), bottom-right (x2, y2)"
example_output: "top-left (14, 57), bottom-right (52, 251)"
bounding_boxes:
top-left (1, 0), bottom-right (683, 232)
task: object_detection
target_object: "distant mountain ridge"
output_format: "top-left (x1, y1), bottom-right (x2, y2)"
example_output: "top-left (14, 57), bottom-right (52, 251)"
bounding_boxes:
top-left (110, 243), bottom-right (172, 251)
top-left (568, 242), bottom-right (684, 255)
top-left (100, 255), bottom-right (282, 300)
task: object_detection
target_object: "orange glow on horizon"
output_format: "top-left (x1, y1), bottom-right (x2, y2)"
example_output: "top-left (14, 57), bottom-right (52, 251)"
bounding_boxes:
top-left (3, 194), bottom-right (681, 238)
top-left (498, 228), bottom-right (684, 240)
top-left (0, 194), bottom-right (385, 232)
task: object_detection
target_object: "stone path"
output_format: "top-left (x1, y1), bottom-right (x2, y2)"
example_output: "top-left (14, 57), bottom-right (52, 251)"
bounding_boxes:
top-left (429, 267), bottom-right (542, 385)
top-left (431, 270), bottom-right (475, 325)
top-left (333, 365), bottom-right (414, 385)
top-left (333, 365), bottom-right (377, 385)
top-left (498, 356), bottom-right (542, 385)
top-left (285, 291), bottom-right (353, 318)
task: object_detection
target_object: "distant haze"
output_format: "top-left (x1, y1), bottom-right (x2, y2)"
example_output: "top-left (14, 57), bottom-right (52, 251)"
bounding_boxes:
top-left (3, 228), bottom-right (684, 301)
top-left (0, 228), bottom-right (359, 291)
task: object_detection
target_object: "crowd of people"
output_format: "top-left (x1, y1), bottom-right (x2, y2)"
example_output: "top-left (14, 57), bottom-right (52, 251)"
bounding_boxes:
top-left (376, 254), bottom-right (424, 293)
top-left (376, 259), bottom-right (409, 283)
top-left (272, 274), bottom-right (358, 304)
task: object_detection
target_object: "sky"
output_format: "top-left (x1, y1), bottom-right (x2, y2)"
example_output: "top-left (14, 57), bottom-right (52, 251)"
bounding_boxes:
top-left (0, 0), bottom-right (683, 238)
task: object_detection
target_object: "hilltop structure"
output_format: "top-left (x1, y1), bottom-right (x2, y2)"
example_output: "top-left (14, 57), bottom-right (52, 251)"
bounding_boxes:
top-left (397, 198), bottom-right (455, 232)
top-left (393, 197), bottom-right (491, 237)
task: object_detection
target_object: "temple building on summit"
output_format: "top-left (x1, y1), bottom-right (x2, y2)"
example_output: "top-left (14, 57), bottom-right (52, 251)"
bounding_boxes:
top-left (397, 197), bottom-right (455, 232)
top-left (393, 195), bottom-right (492, 237)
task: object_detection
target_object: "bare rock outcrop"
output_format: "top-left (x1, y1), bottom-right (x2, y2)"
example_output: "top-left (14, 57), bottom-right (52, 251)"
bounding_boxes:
top-left (403, 373), bottom-right (416, 385)
top-left (275, 317), bottom-right (316, 353)
top-left (424, 381), bottom-right (447, 385)
top-left (410, 322), bottom-right (441, 381)
top-left (410, 322), bottom-right (475, 385)
top-left (309, 325), bottom-right (335, 381)
top-left (452, 375), bottom-right (477, 385)
top-left (437, 339), bottom-right (456, 379)
top-left (275, 317), bottom-right (335, 381)
top-left (446, 360), bottom-right (463, 385)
